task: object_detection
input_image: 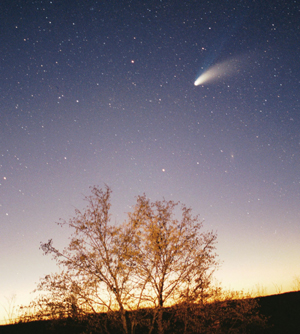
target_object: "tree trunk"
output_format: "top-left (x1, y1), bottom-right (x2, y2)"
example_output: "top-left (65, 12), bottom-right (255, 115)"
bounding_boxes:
top-left (120, 310), bottom-right (128, 334)
top-left (157, 307), bottom-right (164, 334)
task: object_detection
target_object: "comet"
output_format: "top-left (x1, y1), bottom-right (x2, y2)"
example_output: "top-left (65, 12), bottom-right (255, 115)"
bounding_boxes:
top-left (194, 57), bottom-right (240, 86)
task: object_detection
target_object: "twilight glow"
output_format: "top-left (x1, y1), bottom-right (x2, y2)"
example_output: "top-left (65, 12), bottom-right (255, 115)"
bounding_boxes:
top-left (1, 0), bottom-right (300, 324)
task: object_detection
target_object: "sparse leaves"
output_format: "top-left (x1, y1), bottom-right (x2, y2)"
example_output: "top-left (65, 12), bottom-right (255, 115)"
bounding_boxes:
top-left (19, 186), bottom-right (267, 334)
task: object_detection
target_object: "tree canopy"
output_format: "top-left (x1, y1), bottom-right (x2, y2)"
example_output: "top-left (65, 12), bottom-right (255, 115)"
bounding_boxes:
top-left (20, 186), bottom-right (267, 334)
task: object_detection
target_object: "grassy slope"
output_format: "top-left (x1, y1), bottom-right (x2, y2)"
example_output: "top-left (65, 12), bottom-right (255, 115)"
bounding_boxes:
top-left (1, 291), bottom-right (299, 333)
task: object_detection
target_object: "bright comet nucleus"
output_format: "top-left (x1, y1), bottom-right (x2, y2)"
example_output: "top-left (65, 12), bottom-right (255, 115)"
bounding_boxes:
top-left (194, 71), bottom-right (213, 86)
top-left (194, 57), bottom-right (241, 86)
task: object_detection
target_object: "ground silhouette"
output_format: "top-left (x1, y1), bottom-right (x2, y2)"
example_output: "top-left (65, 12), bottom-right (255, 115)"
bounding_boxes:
top-left (1, 291), bottom-right (300, 333)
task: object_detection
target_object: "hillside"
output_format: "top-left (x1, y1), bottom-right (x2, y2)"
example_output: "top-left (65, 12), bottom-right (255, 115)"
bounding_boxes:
top-left (255, 290), bottom-right (300, 333)
top-left (1, 291), bottom-right (299, 333)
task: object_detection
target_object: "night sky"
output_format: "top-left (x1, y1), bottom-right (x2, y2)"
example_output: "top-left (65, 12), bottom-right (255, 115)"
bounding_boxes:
top-left (1, 0), bottom-right (300, 322)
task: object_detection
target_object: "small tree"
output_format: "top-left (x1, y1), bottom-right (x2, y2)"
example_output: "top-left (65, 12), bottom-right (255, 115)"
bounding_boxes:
top-left (20, 186), bottom-right (266, 334)
top-left (3, 294), bottom-right (17, 324)
top-left (126, 195), bottom-right (218, 334)
top-left (37, 186), bottom-right (142, 334)
top-left (293, 275), bottom-right (300, 291)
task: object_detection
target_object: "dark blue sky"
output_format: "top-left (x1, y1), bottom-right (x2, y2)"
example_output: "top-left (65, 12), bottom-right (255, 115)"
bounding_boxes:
top-left (1, 0), bottom-right (300, 320)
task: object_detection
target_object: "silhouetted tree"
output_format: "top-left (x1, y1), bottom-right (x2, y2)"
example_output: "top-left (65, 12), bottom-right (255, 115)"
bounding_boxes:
top-left (126, 194), bottom-right (218, 334)
top-left (19, 186), bottom-right (267, 334)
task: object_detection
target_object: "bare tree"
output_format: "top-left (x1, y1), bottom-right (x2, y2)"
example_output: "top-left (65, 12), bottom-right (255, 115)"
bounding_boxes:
top-left (29, 186), bottom-right (141, 334)
top-left (126, 195), bottom-right (218, 334)
top-left (273, 283), bottom-right (282, 295)
top-left (292, 275), bottom-right (300, 291)
top-left (3, 294), bottom-right (17, 324)
top-left (19, 186), bottom-right (266, 334)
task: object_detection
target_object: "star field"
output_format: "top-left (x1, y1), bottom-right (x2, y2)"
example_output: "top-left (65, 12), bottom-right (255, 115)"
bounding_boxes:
top-left (1, 0), bottom-right (300, 322)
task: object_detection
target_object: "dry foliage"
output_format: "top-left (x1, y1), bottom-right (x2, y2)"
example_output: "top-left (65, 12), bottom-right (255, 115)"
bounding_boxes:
top-left (2, 294), bottom-right (18, 325)
top-left (293, 275), bottom-right (300, 291)
top-left (19, 186), bottom-right (267, 334)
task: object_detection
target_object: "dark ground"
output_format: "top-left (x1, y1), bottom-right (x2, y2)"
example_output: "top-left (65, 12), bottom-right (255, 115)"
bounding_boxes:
top-left (256, 291), bottom-right (300, 333)
top-left (1, 291), bottom-right (299, 333)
